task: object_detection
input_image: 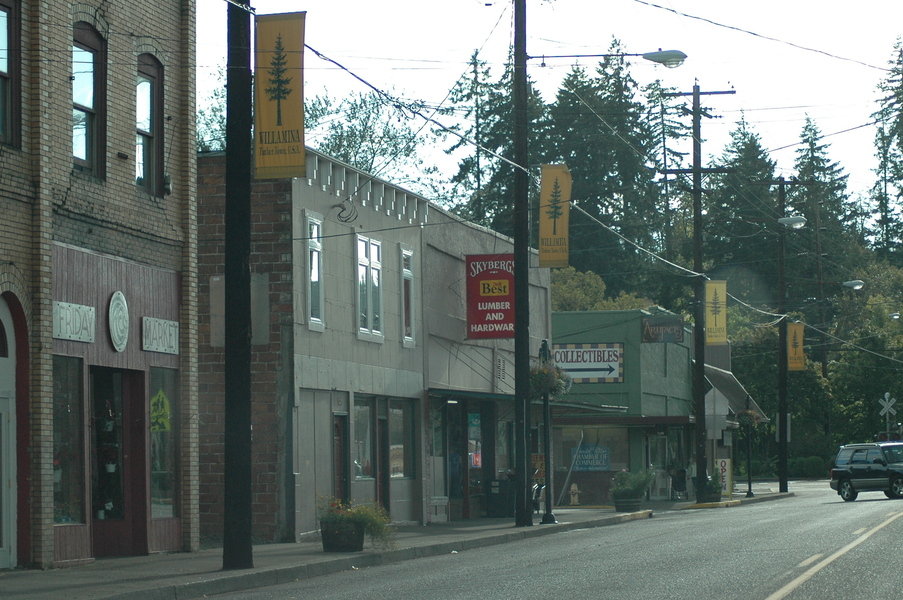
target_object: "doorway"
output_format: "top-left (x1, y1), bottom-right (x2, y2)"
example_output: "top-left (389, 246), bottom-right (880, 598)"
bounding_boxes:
top-left (0, 297), bottom-right (15, 568)
top-left (90, 367), bottom-right (147, 557)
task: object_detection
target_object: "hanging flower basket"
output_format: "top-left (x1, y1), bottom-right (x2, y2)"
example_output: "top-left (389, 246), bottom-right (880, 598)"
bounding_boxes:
top-left (529, 364), bottom-right (572, 401)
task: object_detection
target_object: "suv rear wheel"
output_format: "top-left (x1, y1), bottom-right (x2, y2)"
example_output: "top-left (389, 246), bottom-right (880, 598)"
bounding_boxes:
top-left (839, 479), bottom-right (858, 502)
top-left (890, 476), bottom-right (903, 499)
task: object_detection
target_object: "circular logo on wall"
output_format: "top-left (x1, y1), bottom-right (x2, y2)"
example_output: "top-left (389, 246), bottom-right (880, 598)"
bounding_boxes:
top-left (108, 291), bottom-right (129, 352)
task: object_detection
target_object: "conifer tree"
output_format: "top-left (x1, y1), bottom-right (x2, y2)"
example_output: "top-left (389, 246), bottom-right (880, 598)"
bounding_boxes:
top-left (871, 40), bottom-right (903, 263)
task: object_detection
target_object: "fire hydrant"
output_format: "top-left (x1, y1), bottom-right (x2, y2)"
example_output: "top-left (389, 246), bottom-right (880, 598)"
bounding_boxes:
top-left (569, 483), bottom-right (580, 505)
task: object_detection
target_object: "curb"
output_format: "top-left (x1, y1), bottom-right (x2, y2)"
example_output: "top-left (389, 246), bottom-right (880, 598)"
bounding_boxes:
top-left (681, 492), bottom-right (795, 510)
top-left (102, 511), bottom-right (653, 600)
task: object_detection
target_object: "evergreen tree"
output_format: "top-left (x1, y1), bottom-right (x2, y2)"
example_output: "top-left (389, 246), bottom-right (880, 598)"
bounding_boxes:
top-left (871, 40), bottom-right (903, 263)
top-left (439, 50), bottom-right (549, 237)
top-left (547, 41), bottom-right (663, 297)
top-left (704, 117), bottom-right (778, 307)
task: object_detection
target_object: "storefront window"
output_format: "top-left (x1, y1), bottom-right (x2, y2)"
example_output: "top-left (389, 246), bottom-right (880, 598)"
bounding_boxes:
top-left (353, 398), bottom-right (373, 479)
top-left (53, 355), bottom-right (85, 524)
top-left (150, 367), bottom-right (179, 518)
top-left (389, 400), bottom-right (414, 478)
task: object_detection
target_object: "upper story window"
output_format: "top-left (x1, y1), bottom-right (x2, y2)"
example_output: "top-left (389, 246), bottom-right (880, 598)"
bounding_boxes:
top-left (72, 22), bottom-right (106, 176)
top-left (0, 0), bottom-right (19, 146)
top-left (306, 212), bottom-right (324, 331)
top-left (136, 54), bottom-right (163, 195)
top-left (357, 235), bottom-right (383, 340)
top-left (400, 245), bottom-right (415, 348)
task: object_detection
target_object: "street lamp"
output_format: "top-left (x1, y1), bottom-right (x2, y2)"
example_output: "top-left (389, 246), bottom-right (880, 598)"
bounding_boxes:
top-left (511, 0), bottom-right (686, 527)
top-left (843, 280), bottom-right (865, 290)
top-left (531, 49), bottom-right (687, 69)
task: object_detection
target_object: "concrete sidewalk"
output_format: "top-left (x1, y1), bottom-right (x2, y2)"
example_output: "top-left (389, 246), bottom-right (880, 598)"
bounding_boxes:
top-left (0, 486), bottom-right (790, 600)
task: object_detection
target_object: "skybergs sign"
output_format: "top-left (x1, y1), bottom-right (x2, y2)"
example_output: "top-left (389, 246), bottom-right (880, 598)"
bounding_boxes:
top-left (466, 254), bottom-right (515, 339)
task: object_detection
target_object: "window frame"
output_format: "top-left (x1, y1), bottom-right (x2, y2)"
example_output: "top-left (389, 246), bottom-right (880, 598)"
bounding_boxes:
top-left (72, 21), bottom-right (106, 177)
top-left (306, 211), bottom-right (325, 331)
top-left (356, 235), bottom-right (383, 342)
top-left (399, 244), bottom-right (415, 348)
top-left (136, 53), bottom-right (164, 196)
top-left (388, 399), bottom-right (415, 479)
top-left (0, 0), bottom-right (20, 147)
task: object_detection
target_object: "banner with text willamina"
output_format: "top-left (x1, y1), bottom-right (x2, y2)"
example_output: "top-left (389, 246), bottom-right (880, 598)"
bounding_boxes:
top-left (466, 254), bottom-right (515, 339)
top-left (538, 164), bottom-right (572, 268)
top-left (255, 12), bottom-right (306, 179)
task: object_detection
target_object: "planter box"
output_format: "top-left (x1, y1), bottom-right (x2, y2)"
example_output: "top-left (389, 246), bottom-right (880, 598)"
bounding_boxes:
top-left (320, 520), bottom-right (365, 552)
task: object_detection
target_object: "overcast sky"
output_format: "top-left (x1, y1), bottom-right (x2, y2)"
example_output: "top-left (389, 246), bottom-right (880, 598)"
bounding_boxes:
top-left (197, 0), bottom-right (903, 200)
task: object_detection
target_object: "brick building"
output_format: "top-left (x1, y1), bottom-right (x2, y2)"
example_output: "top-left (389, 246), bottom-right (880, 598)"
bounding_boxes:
top-left (0, 0), bottom-right (197, 568)
top-left (197, 149), bottom-right (551, 542)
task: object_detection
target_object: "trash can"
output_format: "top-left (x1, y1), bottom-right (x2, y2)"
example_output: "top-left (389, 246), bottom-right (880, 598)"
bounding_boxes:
top-left (487, 479), bottom-right (514, 517)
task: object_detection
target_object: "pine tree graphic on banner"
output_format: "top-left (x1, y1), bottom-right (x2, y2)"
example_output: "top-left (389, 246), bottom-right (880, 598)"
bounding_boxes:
top-left (546, 177), bottom-right (563, 235)
top-left (266, 34), bottom-right (293, 126)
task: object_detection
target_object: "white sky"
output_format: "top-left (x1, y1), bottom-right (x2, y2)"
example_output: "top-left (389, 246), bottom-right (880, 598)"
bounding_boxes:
top-left (196, 0), bottom-right (903, 200)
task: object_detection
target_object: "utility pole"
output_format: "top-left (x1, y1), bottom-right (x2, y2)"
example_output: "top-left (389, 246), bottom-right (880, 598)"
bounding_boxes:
top-left (776, 179), bottom-right (789, 494)
top-left (512, 0), bottom-right (532, 528)
top-left (223, 0), bottom-right (254, 570)
top-left (664, 84), bottom-right (734, 501)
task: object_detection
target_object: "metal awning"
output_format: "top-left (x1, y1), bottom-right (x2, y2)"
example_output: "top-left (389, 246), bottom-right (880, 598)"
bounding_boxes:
top-left (703, 363), bottom-right (769, 421)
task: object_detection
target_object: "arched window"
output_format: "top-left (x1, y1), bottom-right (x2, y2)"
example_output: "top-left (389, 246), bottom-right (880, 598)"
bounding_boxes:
top-left (72, 21), bottom-right (106, 176)
top-left (136, 53), bottom-right (163, 195)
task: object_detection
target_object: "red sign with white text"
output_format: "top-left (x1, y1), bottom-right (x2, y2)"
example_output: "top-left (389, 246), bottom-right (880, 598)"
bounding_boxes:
top-left (466, 254), bottom-right (515, 339)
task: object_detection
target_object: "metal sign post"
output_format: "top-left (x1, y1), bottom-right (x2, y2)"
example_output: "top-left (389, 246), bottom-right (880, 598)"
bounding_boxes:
top-left (879, 392), bottom-right (897, 440)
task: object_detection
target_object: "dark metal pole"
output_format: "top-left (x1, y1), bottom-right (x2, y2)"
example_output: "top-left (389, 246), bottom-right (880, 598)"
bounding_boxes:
top-left (223, 0), bottom-right (254, 570)
top-left (691, 84), bottom-right (708, 502)
top-left (745, 396), bottom-right (754, 498)
top-left (777, 179), bottom-right (789, 494)
top-left (512, 0), bottom-right (532, 527)
top-left (539, 340), bottom-right (556, 524)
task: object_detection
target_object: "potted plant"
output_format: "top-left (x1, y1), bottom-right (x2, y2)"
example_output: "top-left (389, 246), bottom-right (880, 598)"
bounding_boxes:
top-left (319, 499), bottom-right (394, 552)
top-left (99, 445), bottom-right (118, 473)
top-left (610, 469), bottom-right (655, 512)
top-left (699, 475), bottom-right (724, 503)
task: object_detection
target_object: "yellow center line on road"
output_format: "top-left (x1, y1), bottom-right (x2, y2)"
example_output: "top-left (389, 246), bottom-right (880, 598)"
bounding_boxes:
top-left (852, 527), bottom-right (867, 535)
top-left (765, 511), bottom-right (903, 600)
top-left (796, 554), bottom-right (822, 568)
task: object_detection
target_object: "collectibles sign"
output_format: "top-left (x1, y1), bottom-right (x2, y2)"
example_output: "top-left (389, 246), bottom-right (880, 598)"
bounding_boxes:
top-left (552, 343), bottom-right (624, 383)
top-left (466, 254), bottom-right (515, 339)
top-left (254, 12), bottom-right (306, 179)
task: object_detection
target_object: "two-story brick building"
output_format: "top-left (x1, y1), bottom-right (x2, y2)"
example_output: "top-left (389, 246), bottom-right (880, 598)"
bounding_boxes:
top-left (0, 0), bottom-right (197, 568)
top-left (197, 149), bottom-right (551, 542)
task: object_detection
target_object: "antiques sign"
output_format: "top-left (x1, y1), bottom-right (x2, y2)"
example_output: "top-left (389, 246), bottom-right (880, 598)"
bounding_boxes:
top-left (641, 315), bottom-right (684, 343)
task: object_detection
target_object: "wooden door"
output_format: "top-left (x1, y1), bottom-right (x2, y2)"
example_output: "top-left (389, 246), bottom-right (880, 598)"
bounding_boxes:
top-left (0, 298), bottom-right (16, 568)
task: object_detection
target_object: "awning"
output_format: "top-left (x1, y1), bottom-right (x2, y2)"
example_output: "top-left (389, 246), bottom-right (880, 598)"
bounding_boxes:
top-left (703, 363), bottom-right (769, 421)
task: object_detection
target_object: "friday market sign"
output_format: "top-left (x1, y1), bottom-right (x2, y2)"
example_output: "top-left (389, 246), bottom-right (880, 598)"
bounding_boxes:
top-left (465, 254), bottom-right (515, 339)
top-left (254, 12), bottom-right (306, 179)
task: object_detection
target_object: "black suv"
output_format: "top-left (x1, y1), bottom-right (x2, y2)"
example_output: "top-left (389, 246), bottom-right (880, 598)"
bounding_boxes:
top-left (829, 442), bottom-right (903, 501)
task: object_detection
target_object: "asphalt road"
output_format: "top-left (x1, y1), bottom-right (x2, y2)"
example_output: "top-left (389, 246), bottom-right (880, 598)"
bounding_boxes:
top-left (211, 481), bottom-right (903, 600)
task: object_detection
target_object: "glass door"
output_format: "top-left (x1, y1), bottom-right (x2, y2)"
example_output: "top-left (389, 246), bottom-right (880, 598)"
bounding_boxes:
top-left (91, 367), bottom-right (147, 557)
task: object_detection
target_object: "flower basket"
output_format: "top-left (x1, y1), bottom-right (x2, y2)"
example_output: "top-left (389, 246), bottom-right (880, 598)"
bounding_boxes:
top-left (318, 499), bottom-right (394, 551)
top-left (320, 519), bottom-right (365, 552)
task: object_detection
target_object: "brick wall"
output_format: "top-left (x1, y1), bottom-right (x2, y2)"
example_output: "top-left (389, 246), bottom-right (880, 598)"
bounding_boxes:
top-left (197, 153), bottom-right (295, 543)
top-left (0, 0), bottom-right (197, 566)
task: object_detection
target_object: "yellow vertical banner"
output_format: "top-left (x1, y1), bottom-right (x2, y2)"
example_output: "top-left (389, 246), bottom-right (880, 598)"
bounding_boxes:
top-left (538, 164), bottom-right (572, 268)
top-left (705, 280), bottom-right (728, 345)
top-left (255, 12), bottom-right (306, 179)
top-left (787, 322), bottom-right (806, 371)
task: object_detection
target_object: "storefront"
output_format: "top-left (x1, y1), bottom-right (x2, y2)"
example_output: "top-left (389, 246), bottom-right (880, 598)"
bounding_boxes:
top-left (427, 391), bottom-right (516, 520)
top-left (51, 244), bottom-right (183, 563)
